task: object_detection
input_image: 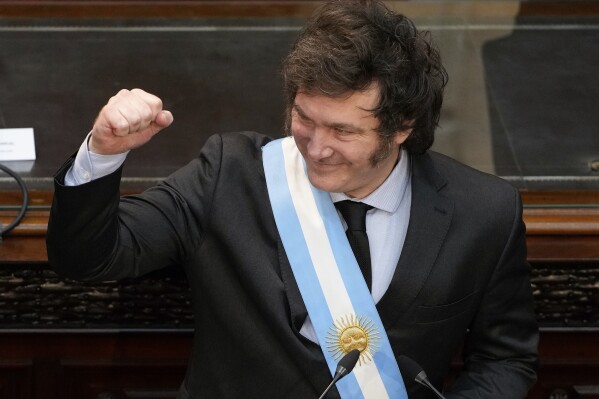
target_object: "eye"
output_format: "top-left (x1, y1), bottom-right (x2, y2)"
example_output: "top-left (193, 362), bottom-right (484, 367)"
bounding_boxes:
top-left (333, 126), bottom-right (356, 138)
top-left (294, 110), bottom-right (312, 125)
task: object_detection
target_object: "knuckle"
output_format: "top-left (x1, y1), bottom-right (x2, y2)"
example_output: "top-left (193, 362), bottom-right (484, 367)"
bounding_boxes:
top-left (141, 107), bottom-right (153, 121)
top-left (151, 96), bottom-right (163, 110)
top-left (117, 88), bottom-right (131, 97)
top-left (115, 118), bottom-right (130, 131)
top-left (129, 114), bottom-right (142, 126)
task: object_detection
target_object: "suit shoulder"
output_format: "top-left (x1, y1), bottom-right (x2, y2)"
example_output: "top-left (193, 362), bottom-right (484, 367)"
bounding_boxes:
top-left (417, 151), bottom-right (520, 217)
top-left (218, 131), bottom-right (275, 152)
top-left (195, 132), bottom-right (275, 166)
top-left (425, 151), bottom-right (516, 193)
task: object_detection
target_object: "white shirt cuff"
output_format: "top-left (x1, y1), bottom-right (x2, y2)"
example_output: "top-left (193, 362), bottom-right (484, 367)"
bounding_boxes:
top-left (64, 132), bottom-right (129, 186)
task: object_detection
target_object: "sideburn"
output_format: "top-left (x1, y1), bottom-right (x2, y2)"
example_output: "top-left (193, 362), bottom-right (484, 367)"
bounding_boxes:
top-left (369, 135), bottom-right (398, 167)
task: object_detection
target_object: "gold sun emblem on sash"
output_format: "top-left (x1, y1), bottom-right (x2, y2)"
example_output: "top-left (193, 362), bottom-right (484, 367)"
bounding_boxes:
top-left (326, 314), bottom-right (380, 365)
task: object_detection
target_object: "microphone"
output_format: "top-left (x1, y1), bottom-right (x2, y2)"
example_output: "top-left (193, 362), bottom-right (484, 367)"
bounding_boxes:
top-left (398, 355), bottom-right (446, 399)
top-left (318, 349), bottom-right (361, 399)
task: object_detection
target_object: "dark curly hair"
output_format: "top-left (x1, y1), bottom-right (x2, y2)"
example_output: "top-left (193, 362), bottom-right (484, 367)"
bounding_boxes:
top-left (282, 0), bottom-right (448, 154)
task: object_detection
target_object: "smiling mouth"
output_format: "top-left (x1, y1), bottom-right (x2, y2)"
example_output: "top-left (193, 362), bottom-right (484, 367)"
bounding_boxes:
top-left (314, 162), bottom-right (339, 166)
top-left (309, 163), bottom-right (342, 172)
top-left (308, 158), bottom-right (343, 167)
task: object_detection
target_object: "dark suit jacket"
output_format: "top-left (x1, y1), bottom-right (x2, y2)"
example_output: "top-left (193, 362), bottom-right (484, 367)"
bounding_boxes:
top-left (47, 132), bottom-right (538, 399)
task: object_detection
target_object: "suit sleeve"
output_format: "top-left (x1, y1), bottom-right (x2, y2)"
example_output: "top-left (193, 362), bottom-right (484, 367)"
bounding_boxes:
top-left (46, 134), bottom-right (224, 282)
top-left (445, 187), bottom-right (539, 398)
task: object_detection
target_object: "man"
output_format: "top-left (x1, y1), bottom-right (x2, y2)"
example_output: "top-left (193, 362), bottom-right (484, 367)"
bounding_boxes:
top-left (47, 1), bottom-right (539, 398)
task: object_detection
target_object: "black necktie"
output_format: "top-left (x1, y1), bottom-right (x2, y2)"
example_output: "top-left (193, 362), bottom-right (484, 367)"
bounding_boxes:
top-left (335, 200), bottom-right (373, 291)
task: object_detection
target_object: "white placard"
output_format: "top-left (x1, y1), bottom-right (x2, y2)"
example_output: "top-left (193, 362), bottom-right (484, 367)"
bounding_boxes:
top-left (0, 128), bottom-right (36, 161)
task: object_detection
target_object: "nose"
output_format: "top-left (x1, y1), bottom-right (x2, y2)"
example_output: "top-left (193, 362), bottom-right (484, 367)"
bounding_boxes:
top-left (306, 129), bottom-right (334, 160)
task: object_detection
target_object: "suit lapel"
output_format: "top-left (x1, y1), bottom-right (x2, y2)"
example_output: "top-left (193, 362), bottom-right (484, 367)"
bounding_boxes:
top-left (277, 234), bottom-right (310, 334)
top-left (377, 152), bottom-right (454, 326)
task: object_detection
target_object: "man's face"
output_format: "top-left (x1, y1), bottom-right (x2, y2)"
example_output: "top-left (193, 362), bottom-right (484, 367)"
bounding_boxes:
top-left (291, 85), bottom-right (410, 198)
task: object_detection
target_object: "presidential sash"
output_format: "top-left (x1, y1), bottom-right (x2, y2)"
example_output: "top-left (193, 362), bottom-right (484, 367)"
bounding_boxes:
top-left (263, 137), bottom-right (408, 399)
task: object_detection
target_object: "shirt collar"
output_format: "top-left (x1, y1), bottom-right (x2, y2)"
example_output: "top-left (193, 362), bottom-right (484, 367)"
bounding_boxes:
top-left (330, 148), bottom-right (411, 213)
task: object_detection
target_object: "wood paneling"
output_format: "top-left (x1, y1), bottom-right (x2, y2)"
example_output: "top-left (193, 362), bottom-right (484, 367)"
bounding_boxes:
top-left (0, 1), bottom-right (322, 19)
top-left (0, 332), bottom-right (191, 399)
top-left (0, 361), bottom-right (32, 399)
top-left (0, 330), bottom-right (596, 398)
top-left (3, 189), bottom-right (599, 262)
top-left (0, 1), bottom-right (598, 19)
top-left (527, 331), bottom-right (599, 399)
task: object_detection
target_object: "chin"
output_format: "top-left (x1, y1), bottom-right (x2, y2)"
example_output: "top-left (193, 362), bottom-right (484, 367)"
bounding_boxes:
top-left (307, 173), bottom-right (341, 193)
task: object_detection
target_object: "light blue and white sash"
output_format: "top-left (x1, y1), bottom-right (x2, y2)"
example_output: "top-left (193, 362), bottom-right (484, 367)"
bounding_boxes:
top-left (263, 137), bottom-right (407, 399)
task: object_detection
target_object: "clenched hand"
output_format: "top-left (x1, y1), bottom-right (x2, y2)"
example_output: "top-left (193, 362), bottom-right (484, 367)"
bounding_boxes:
top-left (89, 88), bottom-right (173, 155)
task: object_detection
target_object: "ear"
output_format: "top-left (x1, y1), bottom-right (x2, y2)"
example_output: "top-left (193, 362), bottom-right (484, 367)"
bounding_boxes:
top-left (392, 119), bottom-right (415, 145)
top-left (393, 127), bottom-right (413, 146)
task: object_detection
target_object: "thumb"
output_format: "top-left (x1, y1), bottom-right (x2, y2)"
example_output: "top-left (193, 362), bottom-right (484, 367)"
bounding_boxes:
top-left (155, 110), bottom-right (174, 128)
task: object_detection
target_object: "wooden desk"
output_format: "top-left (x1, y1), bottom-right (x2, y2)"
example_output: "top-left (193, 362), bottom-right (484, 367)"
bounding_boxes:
top-left (2, 188), bottom-right (599, 398)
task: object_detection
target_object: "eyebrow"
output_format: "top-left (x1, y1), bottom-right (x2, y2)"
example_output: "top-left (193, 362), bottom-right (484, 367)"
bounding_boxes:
top-left (293, 103), bottom-right (366, 134)
top-left (292, 103), bottom-right (310, 120)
